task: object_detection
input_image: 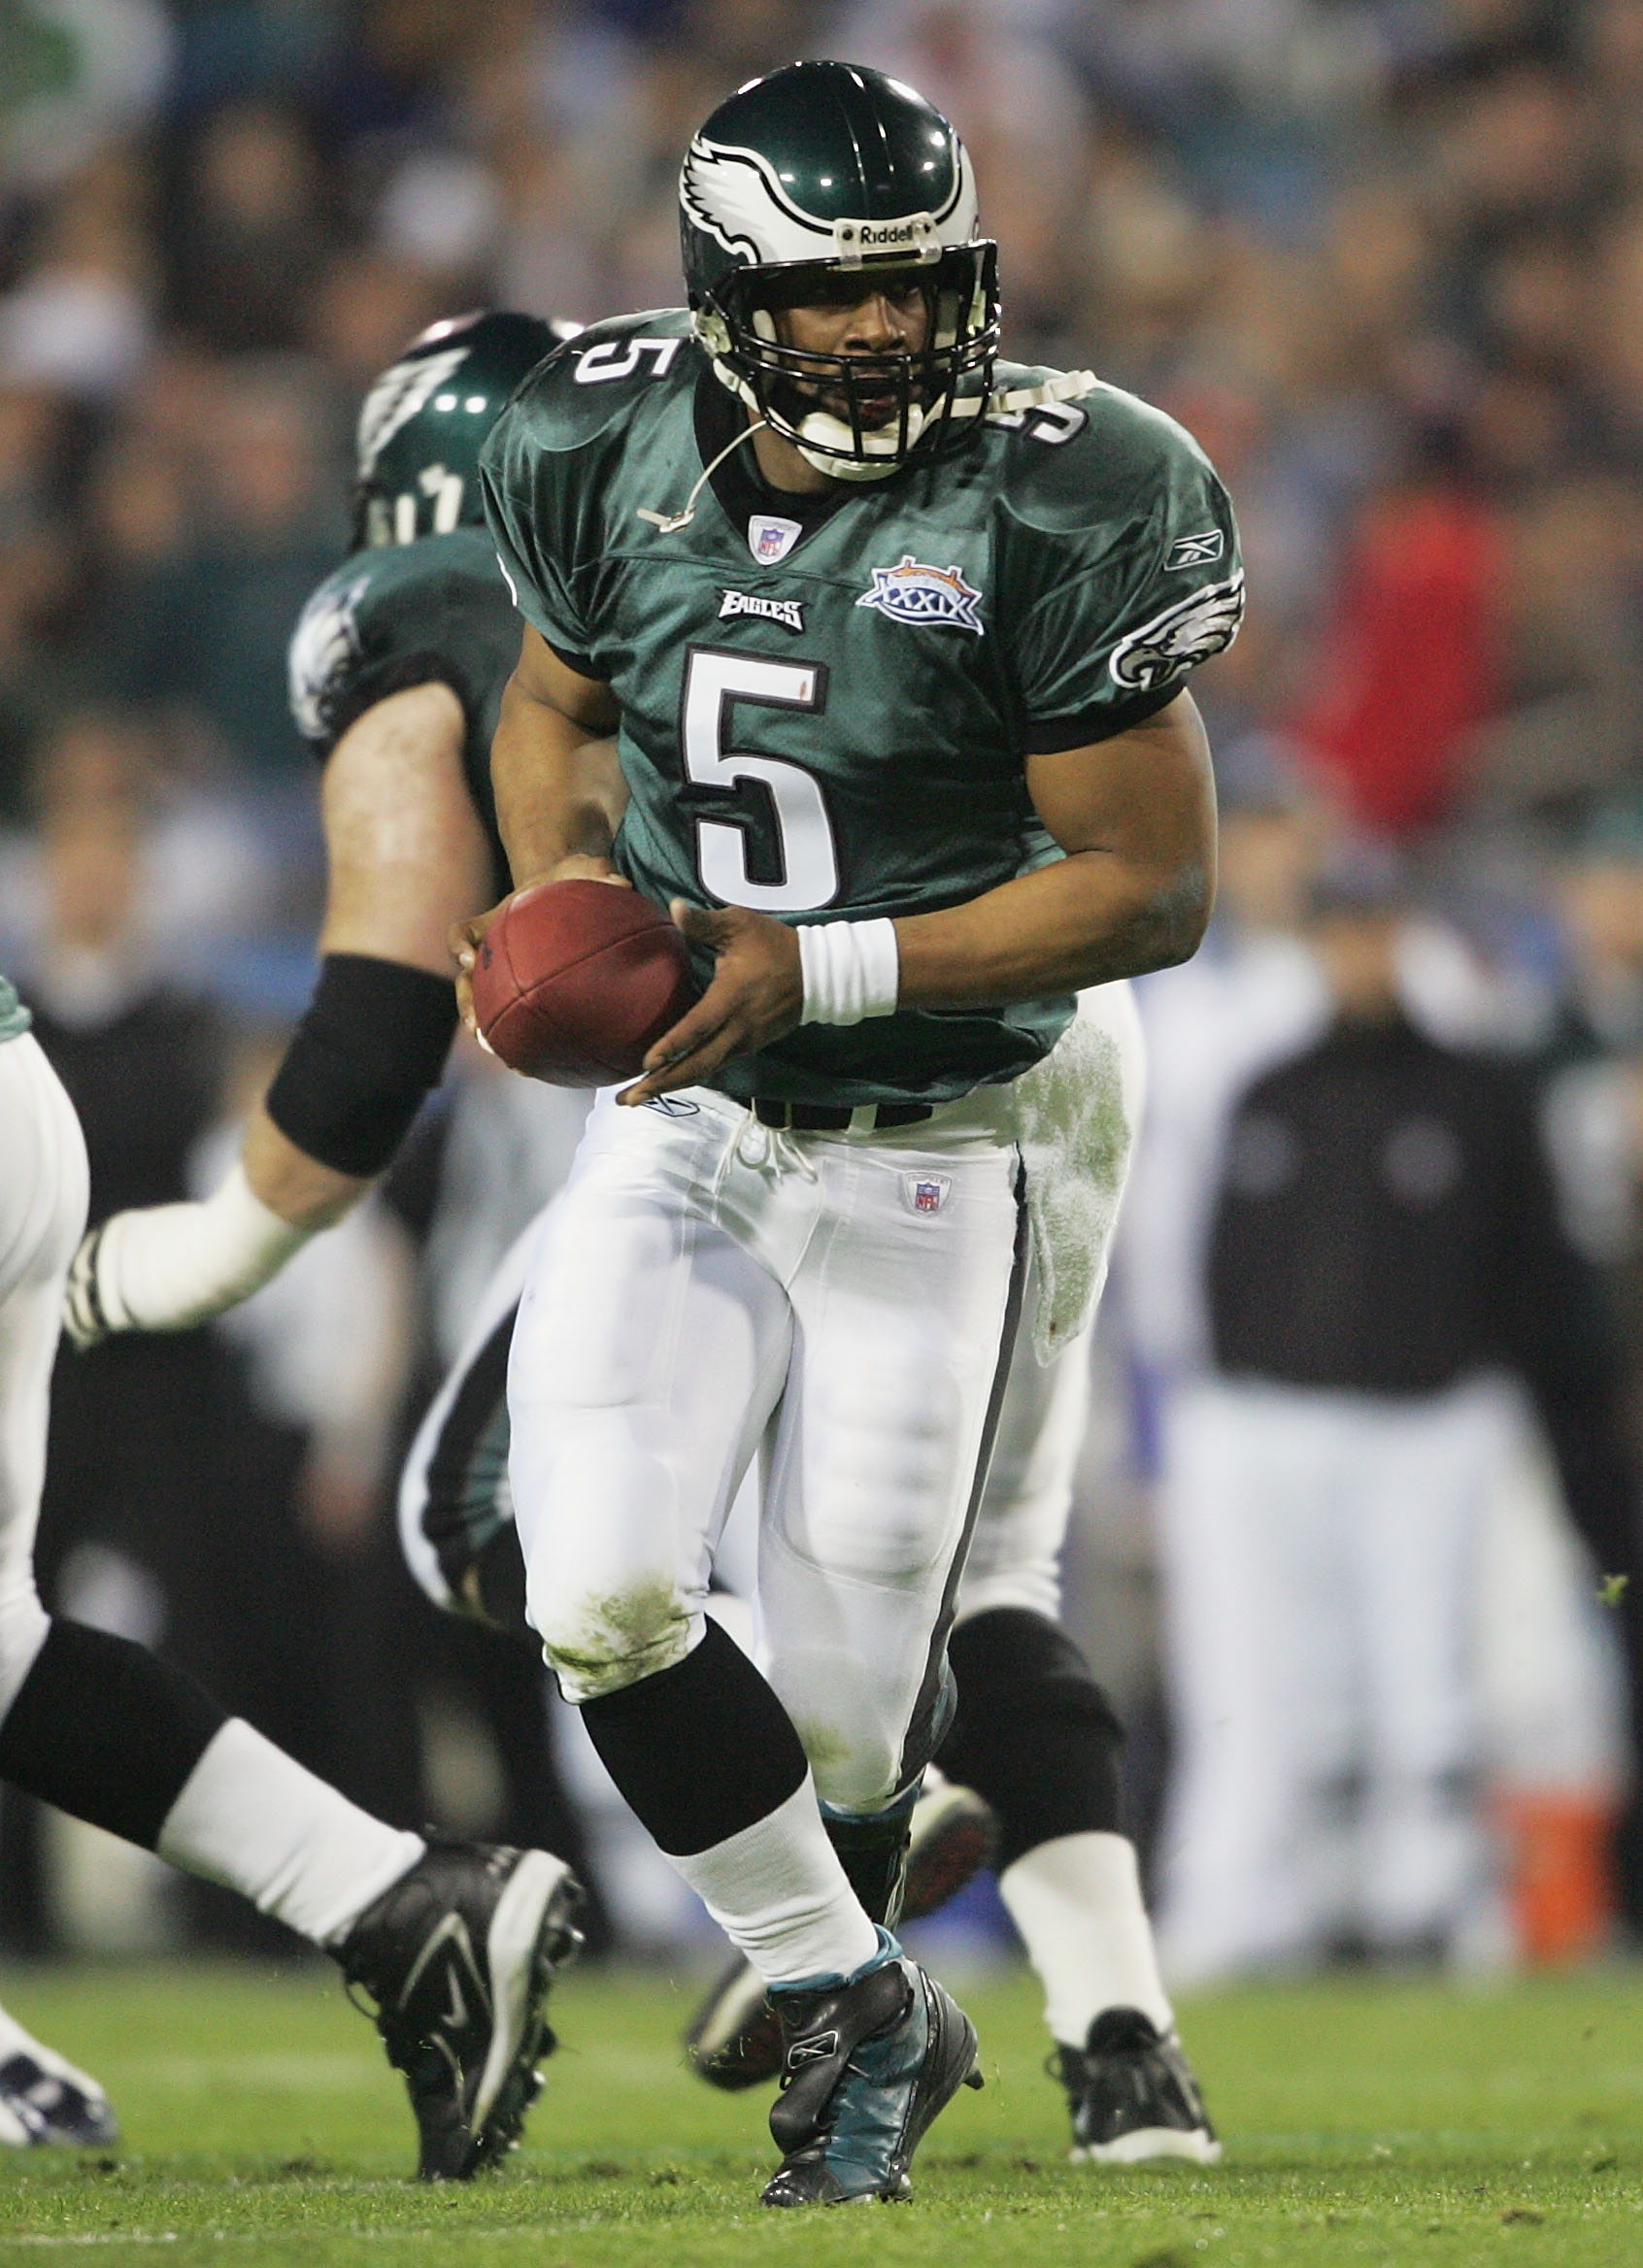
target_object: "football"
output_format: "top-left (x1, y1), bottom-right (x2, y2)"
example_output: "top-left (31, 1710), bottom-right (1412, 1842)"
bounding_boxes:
top-left (471, 878), bottom-right (696, 1086)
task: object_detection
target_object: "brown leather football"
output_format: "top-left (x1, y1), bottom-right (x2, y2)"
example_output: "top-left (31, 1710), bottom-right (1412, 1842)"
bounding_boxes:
top-left (471, 879), bottom-right (696, 1086)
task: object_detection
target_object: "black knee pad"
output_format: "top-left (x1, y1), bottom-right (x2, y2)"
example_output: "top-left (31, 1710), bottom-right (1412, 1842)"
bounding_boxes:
top-left (580, 1618), bottom-right (808, 1857)
top-left (0, 1619), bottom-right (226, 1851)
top-left (937, 1607), bottom-right (1125, 1871)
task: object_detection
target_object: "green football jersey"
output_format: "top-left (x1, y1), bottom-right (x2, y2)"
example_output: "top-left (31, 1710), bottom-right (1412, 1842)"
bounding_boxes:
top-left (0, 972), bottom-right (30, 1045)
top-left (482, 311), bottom-right (1241, 1107)
top-left (286, 526), bottom-right (523, 888)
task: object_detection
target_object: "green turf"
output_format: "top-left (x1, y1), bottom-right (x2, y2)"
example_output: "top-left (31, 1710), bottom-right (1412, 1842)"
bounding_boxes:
top-left (0, 1959), bottom-right (1639, 2266)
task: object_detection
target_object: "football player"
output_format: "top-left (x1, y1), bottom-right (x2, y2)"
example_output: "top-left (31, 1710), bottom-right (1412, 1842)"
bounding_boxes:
top-left (73, 286), bottom-right (1222, 2172)
top-left (458, 61), bottom-right (1239, 2205)
top-left (0, 965), bottom-right (581, 2178)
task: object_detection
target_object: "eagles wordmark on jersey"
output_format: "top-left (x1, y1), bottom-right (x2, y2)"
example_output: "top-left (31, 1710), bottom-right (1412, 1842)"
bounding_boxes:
top-left (482, 309), bottom-right (1242, 1108)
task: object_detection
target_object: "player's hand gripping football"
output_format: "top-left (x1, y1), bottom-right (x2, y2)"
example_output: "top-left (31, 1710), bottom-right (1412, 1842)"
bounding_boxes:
top-left (617, 902), bottom-right (801, 1106)
top-left (450, 855), bottom-right (631, 1042)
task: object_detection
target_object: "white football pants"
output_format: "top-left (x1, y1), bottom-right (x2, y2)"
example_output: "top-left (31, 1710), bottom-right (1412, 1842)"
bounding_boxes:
top-left (0, 1033), bottom-right (86, 1722)
top-left (1155, 1374), bottom-right (1508, 1979)
top-left (406, 984), bottom-right (1147, 1648)
top-left (508, 1080), bottom-right (1026, 1813)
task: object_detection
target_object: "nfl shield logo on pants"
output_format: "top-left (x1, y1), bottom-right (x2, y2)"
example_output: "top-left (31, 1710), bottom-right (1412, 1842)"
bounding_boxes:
top-left (903, 1173), bottom-right (952, 1215)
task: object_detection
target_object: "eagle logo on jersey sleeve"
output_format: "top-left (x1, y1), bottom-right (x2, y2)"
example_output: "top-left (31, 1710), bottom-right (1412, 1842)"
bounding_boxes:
top-left (1108, 571), bottom-right (1245, 693)
top-left (287, 575), bottom-right (370, 739)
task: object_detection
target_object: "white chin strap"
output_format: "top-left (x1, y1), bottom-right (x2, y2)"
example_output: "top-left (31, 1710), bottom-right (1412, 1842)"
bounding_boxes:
top-left (706, 332), bottom-right (925, 484)
top-left (792, 401), bottom-right (931, 483)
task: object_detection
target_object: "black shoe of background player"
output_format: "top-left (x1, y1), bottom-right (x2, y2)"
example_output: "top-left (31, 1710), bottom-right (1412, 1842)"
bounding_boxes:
top-left (0, 2044), bottom-right (118, 2148)
top-left (337, 1839), bottom-right (584, 2180)
top-left (1055, 2006), bottom-right (1222, 2166)
top-left (761, 1940), bottom-right (983, 2206)
top-left (684, 1781), bottom-right (996, 2092)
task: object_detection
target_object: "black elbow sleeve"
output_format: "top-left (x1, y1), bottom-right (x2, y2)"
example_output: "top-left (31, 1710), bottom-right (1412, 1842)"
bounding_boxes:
top-left (264, 952), bottom-right (459, 1178)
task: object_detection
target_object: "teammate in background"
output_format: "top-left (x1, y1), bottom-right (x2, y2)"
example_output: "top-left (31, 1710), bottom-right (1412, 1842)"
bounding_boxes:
top-left (72, 290), bottom-right (1222, 2168)
top-left (462, 61), bottom-right (1238, 2205)
top-left (0, 967), bottom-right (580, 2178)
top-left (63, 312), bottom-right (584, 1340)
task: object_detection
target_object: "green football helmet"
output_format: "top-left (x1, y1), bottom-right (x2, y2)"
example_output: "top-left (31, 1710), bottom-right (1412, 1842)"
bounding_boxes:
top-left (680, 61), bottom-right (1000, 483)
top-left (352, 310), bottom-right (578, 548)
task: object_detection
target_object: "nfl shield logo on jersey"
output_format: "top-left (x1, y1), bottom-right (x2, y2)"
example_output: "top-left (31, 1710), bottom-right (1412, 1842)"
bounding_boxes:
top-left (748, 515), bottom-right (802, 564)
top-left (857, 557), bottom-right (984, 636)
top-left (903, 1173), bottom-right (952, 1215)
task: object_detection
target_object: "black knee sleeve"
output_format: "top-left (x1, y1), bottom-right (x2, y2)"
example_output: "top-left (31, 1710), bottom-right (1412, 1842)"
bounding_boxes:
top-left (937, 1607), bottom-right (1125, 1872)
top-left (0, 1619), bottom-right (227, 1850)
top-left (580, 1617), bottom-right (808, 1856)
top-left (265, 952), bottom-right (457, 1178)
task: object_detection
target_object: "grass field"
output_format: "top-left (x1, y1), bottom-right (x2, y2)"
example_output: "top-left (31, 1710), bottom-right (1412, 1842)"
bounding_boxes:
top-left (0, 1959), bottom-right (1639, 2266)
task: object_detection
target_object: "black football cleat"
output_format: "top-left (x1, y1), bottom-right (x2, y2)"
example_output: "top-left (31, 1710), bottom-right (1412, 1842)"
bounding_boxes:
top-left (684, 1781), bottom-right (996, 2092)
top-left (337, 1840), bottom-right (583, 2180)
top-left (0, 2046), bottom-right (117, 2148)
top-left (1056, 2006), bottom-right (1221, 2165)
top-left (760, 1944), bottom-right (982, 2206)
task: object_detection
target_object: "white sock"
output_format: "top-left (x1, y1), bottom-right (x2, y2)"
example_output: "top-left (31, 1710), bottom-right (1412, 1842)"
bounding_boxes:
top-left (669, 1774), bottom-right (881, 1988)
top-left (999, 1830), bottom-right (1175, 2046)
top-left (155, 1719), bottom-right (424, 1946)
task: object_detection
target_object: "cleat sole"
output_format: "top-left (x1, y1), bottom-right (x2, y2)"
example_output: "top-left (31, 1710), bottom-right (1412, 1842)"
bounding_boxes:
top-left (1073, 2125), bottom-right (1223, 2166)
top-left (465, 1857), bottom-right (584, 2175)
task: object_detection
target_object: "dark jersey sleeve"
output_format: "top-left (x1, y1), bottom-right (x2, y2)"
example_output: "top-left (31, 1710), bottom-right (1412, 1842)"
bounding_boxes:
top-left (1003, 384), bottom-right (1243, 753)
top-left (479, 384), bottom-right (596, 677)
top-left (286, 535), bottom-right (520, 766)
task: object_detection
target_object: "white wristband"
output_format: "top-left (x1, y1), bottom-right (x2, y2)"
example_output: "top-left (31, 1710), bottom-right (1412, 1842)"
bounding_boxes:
top-left (796, 918), bottom-right (900, 1026)
top-left (93, 1164), bottom-right (313, 1332)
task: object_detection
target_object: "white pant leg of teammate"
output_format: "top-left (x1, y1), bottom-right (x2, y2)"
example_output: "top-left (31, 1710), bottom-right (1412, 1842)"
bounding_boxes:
top-left (0, 1037), bottom-right (85, 1718)
top-left (0, 1029), bottom-right (422, 1934)
top-left (0, 1029), bottom-right (112, 2144)
top-left (0, 1026), bottom-right (581, 2178)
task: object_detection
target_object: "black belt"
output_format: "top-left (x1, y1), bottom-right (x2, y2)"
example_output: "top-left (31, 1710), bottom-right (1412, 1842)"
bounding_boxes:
top-left (752, 1098), bottom-right (934, 1133)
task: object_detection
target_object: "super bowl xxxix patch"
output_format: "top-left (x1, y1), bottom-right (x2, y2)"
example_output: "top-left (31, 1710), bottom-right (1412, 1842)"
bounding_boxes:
top-left (856, 556), bottom-right (984, 635)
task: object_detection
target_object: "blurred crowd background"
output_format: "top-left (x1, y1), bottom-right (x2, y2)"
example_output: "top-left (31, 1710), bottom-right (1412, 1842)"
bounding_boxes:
top-left (5, 0), bottom-right (1643, 1979)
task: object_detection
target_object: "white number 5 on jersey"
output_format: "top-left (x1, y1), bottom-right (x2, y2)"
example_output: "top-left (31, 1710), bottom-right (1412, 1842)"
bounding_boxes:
top-left (681, 648), bottom-right (840, 912)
